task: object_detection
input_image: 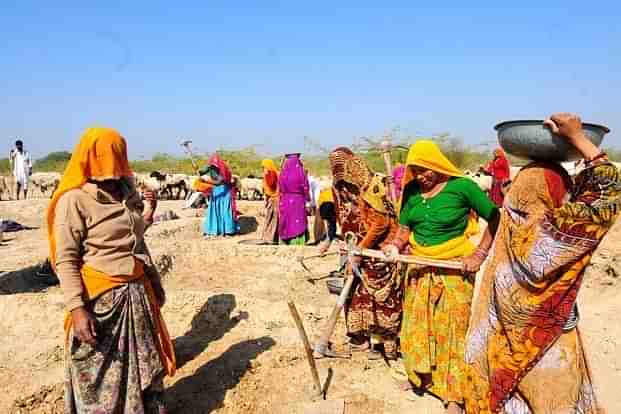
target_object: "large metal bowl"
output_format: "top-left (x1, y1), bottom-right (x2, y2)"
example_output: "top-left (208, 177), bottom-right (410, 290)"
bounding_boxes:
top-left (494, 120), bottom-right (610, 162)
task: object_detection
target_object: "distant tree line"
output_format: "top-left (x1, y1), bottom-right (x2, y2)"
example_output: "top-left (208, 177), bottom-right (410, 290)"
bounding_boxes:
top-left (1, 143), bottom-right (619, 177)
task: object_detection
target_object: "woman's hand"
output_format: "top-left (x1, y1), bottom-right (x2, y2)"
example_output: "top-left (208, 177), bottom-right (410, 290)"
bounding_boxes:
top-left (143, 190), bottom-right (158, 223)
top-left (543, 113), bottom-right (584, 141)
top-left (153, 282), bottom-right (167, 307)
top-left (382, 244), bottom-right (399, 263)
top-left (462, 253), bottom-right (485, 273)
top-left (544, 113), bottom-right (600, 160)
top-left (143, 190), bottom-right (158, 211)
top-left (71, 307), bottom-right (97, 346)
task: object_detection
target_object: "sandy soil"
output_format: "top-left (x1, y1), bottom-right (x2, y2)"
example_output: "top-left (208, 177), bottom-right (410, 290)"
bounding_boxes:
top-left (1, 199), bottom-right (619, 414)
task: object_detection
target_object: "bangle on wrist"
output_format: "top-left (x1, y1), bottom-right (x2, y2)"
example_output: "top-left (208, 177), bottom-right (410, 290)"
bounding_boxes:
top-left (584, 151), bottom-right (607, 166)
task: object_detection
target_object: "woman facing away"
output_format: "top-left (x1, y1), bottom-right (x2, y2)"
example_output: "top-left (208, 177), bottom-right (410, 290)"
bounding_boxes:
top-left (464, 113), bottom-right (621, 414)
top-left (278, 153), bottom-right (310, 245)
top-left (49, 127), bottom-right (176, 413)
top-left (383, 140), bottom-right (500, 414)
top-left (200, 154), bottom-right (239, 238)
top-left (329, 148), bottom-right (403, 360)
top-left (484, 148), bottom-right (511, 207)
top-left (260, 159), bottom-right (280, 244)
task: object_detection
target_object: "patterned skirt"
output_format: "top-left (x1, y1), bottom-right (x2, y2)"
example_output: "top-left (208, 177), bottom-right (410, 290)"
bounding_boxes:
top-left (346, 259), bottom-right (403, 339)
top-left (401, 267), bottom-right (474, 405)
top-left (65, 283), bottom-right (167, 414)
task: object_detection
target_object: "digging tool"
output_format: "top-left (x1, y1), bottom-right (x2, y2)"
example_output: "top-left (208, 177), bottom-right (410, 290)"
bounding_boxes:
top-left (297, 252), bottom-right (339, 274)
top-left (288, 301), bottom-right (324, 398)
top-left (288, 303), bottom-right (345, 414)
top-left (312, 232), bottom-right (360, 359)
top-left (337, 241), bottom-right (463, 270)
top-left (180, 139), bottom-right (199, 173)
top-left (380, 139), bottom-right (398, 202)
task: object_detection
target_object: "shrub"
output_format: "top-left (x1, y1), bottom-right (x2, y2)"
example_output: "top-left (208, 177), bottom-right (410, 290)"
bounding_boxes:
top-left (34, 151), bottom-right (72, 172)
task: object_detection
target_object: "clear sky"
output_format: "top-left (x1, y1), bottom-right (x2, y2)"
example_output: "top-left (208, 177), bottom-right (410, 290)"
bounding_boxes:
top-left (1, 1), bottom-right (619, 159)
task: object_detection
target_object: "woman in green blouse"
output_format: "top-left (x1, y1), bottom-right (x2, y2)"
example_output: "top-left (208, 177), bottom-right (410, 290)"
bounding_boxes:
top-left (384, 140), bottom-right (500, 414)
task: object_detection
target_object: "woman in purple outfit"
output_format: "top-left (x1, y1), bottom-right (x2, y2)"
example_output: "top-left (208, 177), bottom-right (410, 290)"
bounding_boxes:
top-left (278, 153), bottom-right (310, 245)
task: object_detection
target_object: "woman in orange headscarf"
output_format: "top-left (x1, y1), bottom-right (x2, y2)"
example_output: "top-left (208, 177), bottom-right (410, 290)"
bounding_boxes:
top-left (260, 159), bottom-right (279, 243)
top-left (49, 127), bottom-right (175, 414)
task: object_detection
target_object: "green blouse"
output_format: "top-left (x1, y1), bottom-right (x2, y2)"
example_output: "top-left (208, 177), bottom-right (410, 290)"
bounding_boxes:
top-left (399, 177), bottom-right (497, 247)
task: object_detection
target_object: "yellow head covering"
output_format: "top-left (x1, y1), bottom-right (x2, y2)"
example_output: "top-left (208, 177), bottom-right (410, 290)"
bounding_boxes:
top-left (48, 127), bottom-right (133, 267)
top-left (261, 159), bottom-right (279, 172)
top-left (405, 140), bottom-right (463, 177)
top-left (400, 140), bottom-right (463, 211)
top-left (261, 159), bottom-right (280, 198)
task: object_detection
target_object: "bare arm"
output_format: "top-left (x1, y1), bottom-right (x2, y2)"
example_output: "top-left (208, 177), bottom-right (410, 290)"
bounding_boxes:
top-left (462, 210), bottom-right (500, 273)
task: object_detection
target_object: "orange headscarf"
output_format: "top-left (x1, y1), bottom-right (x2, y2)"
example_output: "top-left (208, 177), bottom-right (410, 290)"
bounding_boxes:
top-left (48, 127), bottom-right (133, 267)
top-left (262, 159), bottom-right (279, 198)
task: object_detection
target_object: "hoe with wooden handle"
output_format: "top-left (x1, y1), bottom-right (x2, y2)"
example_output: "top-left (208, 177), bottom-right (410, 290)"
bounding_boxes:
top-left (313, 233), bottom-right (464, 359)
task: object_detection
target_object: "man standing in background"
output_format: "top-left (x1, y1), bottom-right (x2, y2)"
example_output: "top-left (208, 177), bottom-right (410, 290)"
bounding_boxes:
top-left (9, 140), bottom-right (32, 200)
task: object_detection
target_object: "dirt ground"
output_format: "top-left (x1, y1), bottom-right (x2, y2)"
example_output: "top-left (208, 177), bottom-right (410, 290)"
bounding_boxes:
top-left (1, 199), bottom-right (620, 414)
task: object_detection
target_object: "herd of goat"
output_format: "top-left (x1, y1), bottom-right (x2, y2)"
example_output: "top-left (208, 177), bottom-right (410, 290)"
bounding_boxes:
top-left (1, 161), bottom-right (617, 202)
top-left (0, 171), bottom-right (266, 201)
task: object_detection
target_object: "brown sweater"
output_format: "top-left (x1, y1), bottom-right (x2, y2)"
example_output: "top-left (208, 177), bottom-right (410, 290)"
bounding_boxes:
top-left (54, 180), bottom-right (158, 311)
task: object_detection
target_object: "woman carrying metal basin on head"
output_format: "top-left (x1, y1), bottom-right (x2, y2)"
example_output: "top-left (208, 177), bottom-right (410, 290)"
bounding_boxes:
top-left (464, 113), bottom-right (619, 414)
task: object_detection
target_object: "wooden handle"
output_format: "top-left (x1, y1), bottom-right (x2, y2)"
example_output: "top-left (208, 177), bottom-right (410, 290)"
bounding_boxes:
top-left (338, 242), bottom-right (463, 270)
top-left (316, 274), bottom-right (356, 348)
top-left (288, 301), bottom-right (323, 398)
top-left (382, 151), bottom-right (398, 202)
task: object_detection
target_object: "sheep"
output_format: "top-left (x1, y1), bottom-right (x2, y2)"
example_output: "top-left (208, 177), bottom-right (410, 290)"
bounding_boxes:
top-left (240, 176), bottom-right (263, 200)
top-left (148, 171), bottom-right (189, 200)
top-left (0, 176), bottom-right (10, 201)
top-left (30, 172), bottom-right (61, 198)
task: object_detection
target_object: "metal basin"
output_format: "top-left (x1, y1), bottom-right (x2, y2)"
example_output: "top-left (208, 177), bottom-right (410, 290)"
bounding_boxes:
top-left (494, 120), bottom-right (610, 162)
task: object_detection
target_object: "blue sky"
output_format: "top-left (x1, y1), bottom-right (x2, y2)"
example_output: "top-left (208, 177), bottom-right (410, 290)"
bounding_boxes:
top-left (1, 1), bottom-right (619, 159)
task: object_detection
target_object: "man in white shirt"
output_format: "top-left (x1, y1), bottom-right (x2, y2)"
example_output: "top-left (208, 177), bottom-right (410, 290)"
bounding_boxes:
top-left (9, 140), bottom-right (32, 200)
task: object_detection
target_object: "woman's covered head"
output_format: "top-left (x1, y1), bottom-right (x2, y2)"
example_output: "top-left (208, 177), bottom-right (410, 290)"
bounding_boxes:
top-left (262, 159), bottom-right (278, 172)
top-left (404, 140), bottom-right (462, 191)
top-left (75, 127), bottom-right (132, 182)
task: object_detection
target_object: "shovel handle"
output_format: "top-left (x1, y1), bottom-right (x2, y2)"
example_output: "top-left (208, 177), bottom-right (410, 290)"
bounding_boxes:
top-left (288, 301), bottom-right (324, 399)
top-left (338, 242), bottom-right (463, 270)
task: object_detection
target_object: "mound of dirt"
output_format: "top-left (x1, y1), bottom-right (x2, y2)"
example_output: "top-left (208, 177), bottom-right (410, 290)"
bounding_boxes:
top-left (10, 384), bottom-right (64, 414)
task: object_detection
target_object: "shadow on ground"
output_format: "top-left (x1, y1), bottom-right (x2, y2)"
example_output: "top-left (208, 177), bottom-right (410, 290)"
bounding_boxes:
top-left (173, 293), bottom-right (249, 369)
top-left (0, 263), bottom-right (59, 295)
top-left (238, 216), bottom-right (259, 235)
top-left (166, 336), bottom-right (276, 413)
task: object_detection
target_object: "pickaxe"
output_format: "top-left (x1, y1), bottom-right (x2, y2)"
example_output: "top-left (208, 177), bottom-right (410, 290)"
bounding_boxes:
top-left (180, 139), bottom-right (199, 173)
top-left (312, 232), bottom-right (360, 359)
top-left (297, 252), bottom-right (339, 276)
